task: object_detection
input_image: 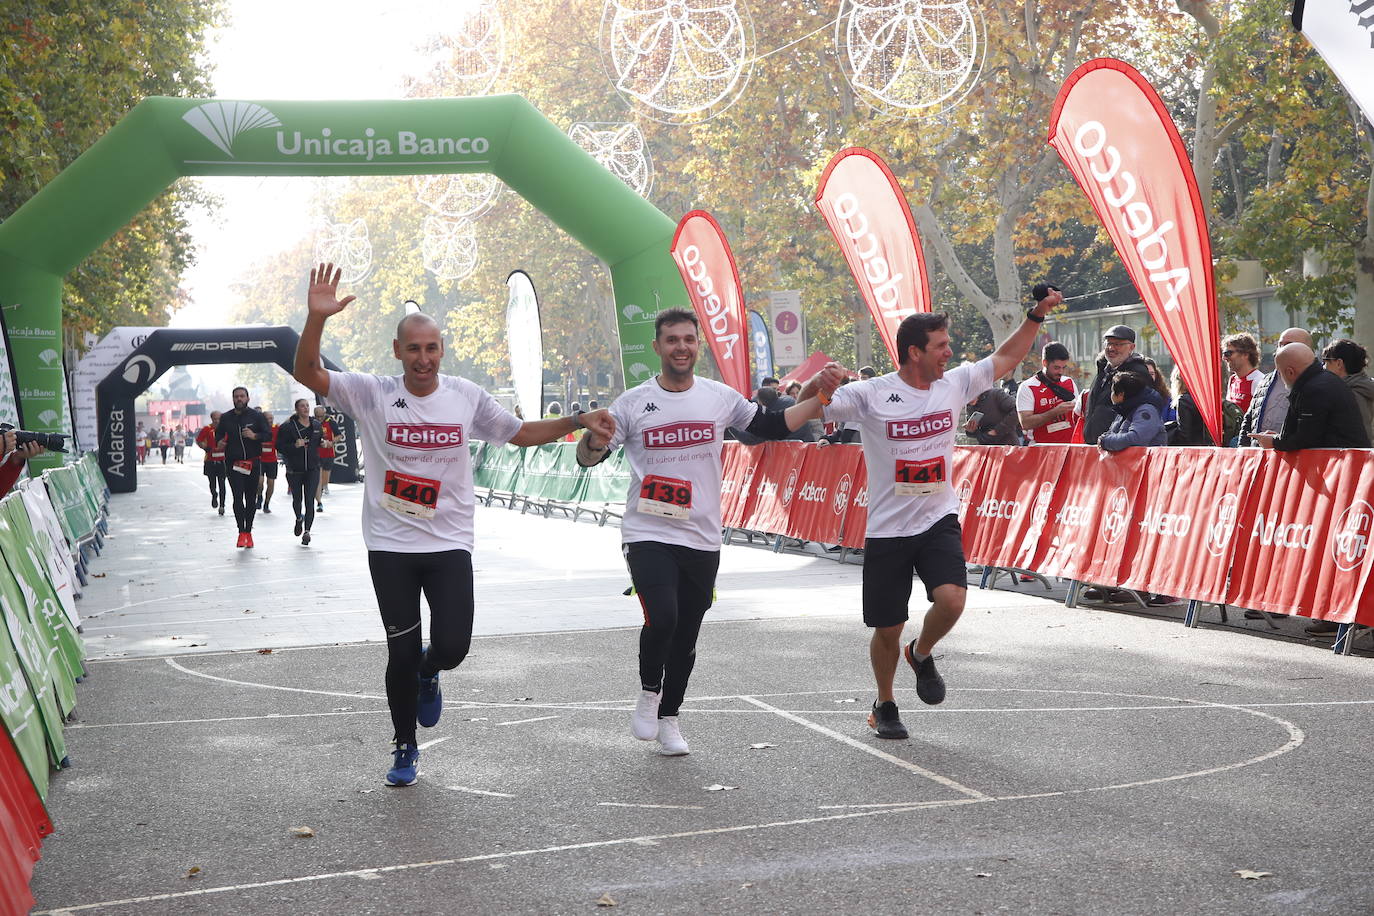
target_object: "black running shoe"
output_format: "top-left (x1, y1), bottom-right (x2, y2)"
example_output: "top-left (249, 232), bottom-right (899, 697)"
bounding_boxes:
top-left (867, 700), bottom-right (908, 739)
top-left (301, 529), bottom-right (311, 546)
top-left (905, 641), bottom-right (946, 705)
top-left (294, 518), bottom-right (303, 537)
top-left (218, 505), bottom-right (225, 516)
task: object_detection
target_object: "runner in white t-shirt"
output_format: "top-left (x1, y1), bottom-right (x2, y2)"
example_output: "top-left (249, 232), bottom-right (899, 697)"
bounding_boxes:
top-left (789, 290), bottom-right (1062, 739)
top-left (293, 263), bottom-right (616, 787)
top-left (577, 307), bottom-right (840, 756)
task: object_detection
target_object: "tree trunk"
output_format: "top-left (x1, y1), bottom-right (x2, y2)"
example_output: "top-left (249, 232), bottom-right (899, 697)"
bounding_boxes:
top-left (854, 306), bottom-right (873, 370)
top-left (1354, 157), bottom-right (1374, 344)
top-left (1176, 1), bottom-right (1223, 223)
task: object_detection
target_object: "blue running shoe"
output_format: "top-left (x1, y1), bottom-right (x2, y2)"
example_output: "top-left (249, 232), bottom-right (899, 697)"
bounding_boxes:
top-left (386, 743), bottom-right (419, 787)
top-left (417, 648), bottom-right (442, 728)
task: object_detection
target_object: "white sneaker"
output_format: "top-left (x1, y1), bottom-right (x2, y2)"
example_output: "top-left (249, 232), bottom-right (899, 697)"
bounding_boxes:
top-left (631, 689), bottom-right (661, 740)
top-left (656, 716), bottom-right (690, 756)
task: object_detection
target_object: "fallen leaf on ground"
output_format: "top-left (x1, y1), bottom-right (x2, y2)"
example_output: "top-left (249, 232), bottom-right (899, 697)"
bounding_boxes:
top-left (468, 717), bottom-right (489, 722)
top-left (975, 872), bottom-right (991, 878)
top-left (1235, 870), bottom-right (1272, 880)
top-left (515, 696), bottom-right (533, 701)
top-left (92, 573), bottom-right (106, 578)
top-left (290, 826), bottom-right (315, 838)
top-left (243, 609), bottom-right (253, 614)
top-left (834, 698), bottom-right (858, 704)
top-left (749, 743), bottom-right (777, 750)
top-left (596, 893), bottom-right (617, 907)
top-left (704, 784), bottom-right (738, 792)
top-left (185, 866), bottom-right (201, 879)
top-left (257, 649), bottom-right (273, 655)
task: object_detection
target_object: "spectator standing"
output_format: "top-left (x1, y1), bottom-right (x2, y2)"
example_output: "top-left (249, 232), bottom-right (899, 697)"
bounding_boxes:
top-left (1321, 339), bottom-right (1374, 442)
top-left (1169, 369), bottom-right (1217, 446)
top-left (1142, 358), bottom-right (1175, 425)
top-left (1016, 343), bottom-right (1078, 444)
top-left (1240, 327), bottom-right (1311, 447)
top-left (0, 429), bottom-right (45, 498)
top-left (858, 366), bottom-right (877, 380)
top-left (1249, 343), bottom-right (1371, 451)
top-left (964, 387), bottom-right (1021, 445)
top-left (1082, 325), bottom-right (1152, 445)
top-left (1223, 333), bottom-right (1265, 416)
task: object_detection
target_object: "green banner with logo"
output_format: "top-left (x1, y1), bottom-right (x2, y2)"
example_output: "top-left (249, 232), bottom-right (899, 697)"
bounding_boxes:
top-left (0, 95), bottom-right (691, 471)
top-left (0, 533), bottom-right (68, 770)
top-left (0, 598), bottom-right (49, 799)
top-left (0, 498), bottom-right (83, 703)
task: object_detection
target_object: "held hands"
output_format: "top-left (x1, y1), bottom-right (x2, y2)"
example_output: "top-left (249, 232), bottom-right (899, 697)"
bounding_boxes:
top-left (308, 263), bottom-right (357, 319)
top-left (578, 408), bottom-right (615, 445)
top-left (816, 362), bottom-right (847, 396)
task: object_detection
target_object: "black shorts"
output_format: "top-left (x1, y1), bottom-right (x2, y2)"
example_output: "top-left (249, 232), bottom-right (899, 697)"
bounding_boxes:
top-left (204, 461), bottom-right (226, 478)
top-left (861, 514), bottom-right (967, 627)
top-left (260, 461), bottom-right (278, 479)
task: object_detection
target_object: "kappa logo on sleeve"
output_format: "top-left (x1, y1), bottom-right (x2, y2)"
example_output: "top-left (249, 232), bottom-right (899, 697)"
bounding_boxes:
top-left (386, 424), bottom-right (464, 449)
top-left (885, 411), bottom-right (953, 440)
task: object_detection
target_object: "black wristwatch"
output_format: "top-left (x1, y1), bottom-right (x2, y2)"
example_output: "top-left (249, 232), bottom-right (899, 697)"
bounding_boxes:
top-left (1026, 308), bottom-right (1046, 324)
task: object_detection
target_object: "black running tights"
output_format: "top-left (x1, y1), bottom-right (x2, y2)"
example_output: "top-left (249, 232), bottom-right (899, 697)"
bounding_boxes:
top-left (226, 464), bottom-right (261, 533)
top-left (205, 470), bottom-right (225, 506)
top-left (624, 541), bottom-right (719, 718)
top-left (286, 468), bottom-right (320, 531)
top-left (368, 550), bottom-right (475, 745)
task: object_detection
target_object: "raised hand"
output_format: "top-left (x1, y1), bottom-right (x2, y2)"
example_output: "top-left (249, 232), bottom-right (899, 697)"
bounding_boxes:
top-left (579, 408), bottom-right (616, 444)
top-left (307, 263), bottom-right (357, 319)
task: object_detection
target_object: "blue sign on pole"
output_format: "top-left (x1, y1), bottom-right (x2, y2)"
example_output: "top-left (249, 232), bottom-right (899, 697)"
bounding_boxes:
top-left (748, 309), bottom-right (773, 393)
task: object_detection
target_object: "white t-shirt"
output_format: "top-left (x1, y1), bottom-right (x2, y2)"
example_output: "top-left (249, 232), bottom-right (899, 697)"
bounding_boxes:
top-left (607, 376), bottom-right (758, 552)
top-left (825, 359), bottom-right (996, 539)
top-left (326, 371), bottom-right (522, 553)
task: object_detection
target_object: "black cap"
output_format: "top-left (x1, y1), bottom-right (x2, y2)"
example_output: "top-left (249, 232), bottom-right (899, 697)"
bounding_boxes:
top-left (1032, 283), bottom-right (1061, 301)
top-left (1103, 325), bottom-right (1136, 343)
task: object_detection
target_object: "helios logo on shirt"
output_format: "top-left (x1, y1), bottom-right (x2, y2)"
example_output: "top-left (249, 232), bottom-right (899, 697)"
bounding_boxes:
top-left (643, 421), bottom-right (714, 449)
top-left (386, 424), bottom-right (464, 449)
top-left (885, 411), bottom-right (953, 440)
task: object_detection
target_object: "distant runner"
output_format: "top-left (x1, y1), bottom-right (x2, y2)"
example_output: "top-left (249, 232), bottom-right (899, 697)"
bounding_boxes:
top-left (196, 412), bottom-right (226, 514)
top-left (293, 262), bottom-right (616, 787)
top-left (256, 410), bottom-right (278, 514)
top-left (276, 399), bottom-right (323, 545)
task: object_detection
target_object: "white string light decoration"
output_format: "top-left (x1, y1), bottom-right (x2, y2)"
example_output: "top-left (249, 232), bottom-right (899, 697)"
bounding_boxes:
top-left (416, 0), bottom-right (506, 96)
top-left (836, 0), bottom-right (982, 116)
top-left (421, 215), bottom-right (479, 281)
top-left (412, 172), bottom-right (503, 219)
top-left (600, 0), bottom-right (754, 124)
top-left (313, 218), bottom-right (373, 284)
top-left (568, 123), bottom-right (654, 197)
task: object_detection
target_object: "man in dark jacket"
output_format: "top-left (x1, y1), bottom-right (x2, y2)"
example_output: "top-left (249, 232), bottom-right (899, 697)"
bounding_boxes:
top-left (1082, 325), bottom-right (1153, 445)
top-left (965, 387), bottom-right (1021, 445)
top-left (218, 385), bottom-right (271, 548)
top-left (276, 397), bottom-right (324, 544)
top-left (1249, 343), bottom-right (1372, 451)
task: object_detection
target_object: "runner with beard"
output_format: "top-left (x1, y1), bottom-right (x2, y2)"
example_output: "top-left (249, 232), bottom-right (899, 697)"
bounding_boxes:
top-left (576, 308), bottom-right (840, 757)
top-left (294, 263), bottom-right (616, 787)
top-left (787, 289), bottom-right (1062, 739)
top-left (276, 399), bottom-right (322, 545)
top-left (1016, 343), bottom-right (1079, 444)
top-left (220, 387), bottom-right (270, 549)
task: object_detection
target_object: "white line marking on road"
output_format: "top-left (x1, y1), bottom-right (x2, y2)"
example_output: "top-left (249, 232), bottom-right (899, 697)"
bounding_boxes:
top-left (598, 802), bottom-right (705, 810)
top-left (496, 715), bottom-right (561, 727)
top-left (738, 695), bottom-right (991, 801)
top-left (448, 785), bottom-right (516, 798)
top-left (86, 608), bottom-right (374, 631)
top-left (67, 709), bottom-right (388, 729)
top-left (164, 658), bottom-right (386, 700)
top-left (417, 737), bottom-right (451, 751)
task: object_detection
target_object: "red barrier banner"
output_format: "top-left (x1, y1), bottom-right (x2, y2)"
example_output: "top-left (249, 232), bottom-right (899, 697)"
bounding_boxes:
top-left (1121, 448), bottom-right (1264, 603)
top-left (785, 442), bottom-right (863, 544)
top-left (720, 442), bottom-right (763, 530)
top-left (814, 148), bottom-right (930, 364)
top-left (670, 210), bottom-right (752, 397)
top-left (1031, 446), bottom-right (1149, 585)
top-left (960, 446), bottom-right (1066, 571)
top-left (1048, 59), bottom-right (1223, 446)
top-left (840, 453), bottom-right (871, 549)
top-left (0, 732), bottom-right (45, 916)
top-left (1227, 450), bottom-right (1374, 622)
top-left (742, 442), bottom-right (808, 535)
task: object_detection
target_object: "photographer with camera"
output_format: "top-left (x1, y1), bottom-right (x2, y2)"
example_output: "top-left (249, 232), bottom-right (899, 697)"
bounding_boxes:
top-left (0, 425), bottom-right (50, 498)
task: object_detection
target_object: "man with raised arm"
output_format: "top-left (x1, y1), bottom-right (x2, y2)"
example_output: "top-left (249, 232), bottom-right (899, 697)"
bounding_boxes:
top-left (789, 287), bottom-right (1063, 740)
top-left (294, 263), bottom-right (615, 787)
top-left (576, 307), bottom-right (842, 757)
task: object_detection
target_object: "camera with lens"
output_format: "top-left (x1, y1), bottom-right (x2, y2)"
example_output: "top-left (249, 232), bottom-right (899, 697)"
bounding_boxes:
top-left (0, 422), bottom-right (68, 453)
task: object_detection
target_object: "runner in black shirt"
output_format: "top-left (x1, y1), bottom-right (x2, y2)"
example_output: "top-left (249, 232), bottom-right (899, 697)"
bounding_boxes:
top-left (219, 386), bottom-right (271, 548)
top-left (276, 398), bottom-right (323, 545)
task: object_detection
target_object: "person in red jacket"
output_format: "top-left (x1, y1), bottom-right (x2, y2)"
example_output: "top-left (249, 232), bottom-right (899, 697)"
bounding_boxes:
top-left (256, 410), bottom-right (279, 514)
top-left (0, 429), bottom-right (44, 498)
top-left (195, 411), bottom-right (226, 514)
top-left (313, 405), bottom-right (336, 513)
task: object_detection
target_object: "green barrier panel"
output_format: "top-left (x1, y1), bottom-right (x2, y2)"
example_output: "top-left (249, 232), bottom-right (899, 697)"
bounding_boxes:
top-left (517, 443), bottom-right (564, 499)
top-left (0, 95), bottom-right (690, 474)
top-left (582, 448), bottom-right (632, 505)
top-left (556, 443), bottom-right (591, 503)
top-left (43, 469), bottom-right (92, 545)
top-left (0, 601), bottom-right (49, 799)
top-left (480, 443), bottom-right (526, 492)
top-left (0, 538), bottom-right (68, 772)
top-left (0, 500), bottom-right (82, 706)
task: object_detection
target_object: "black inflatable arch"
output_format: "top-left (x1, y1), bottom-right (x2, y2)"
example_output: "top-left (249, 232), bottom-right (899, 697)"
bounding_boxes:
top-left (97, 326), bottom-right (357, 493)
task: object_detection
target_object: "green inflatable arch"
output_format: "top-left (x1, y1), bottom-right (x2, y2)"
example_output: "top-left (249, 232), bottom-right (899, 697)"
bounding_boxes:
top-left (0, 95), bottom-right (685, 472)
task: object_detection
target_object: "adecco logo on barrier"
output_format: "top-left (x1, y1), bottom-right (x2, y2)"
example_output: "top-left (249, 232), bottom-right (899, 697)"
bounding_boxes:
top-left (1204, 493), bottom-right (1239, 558)
top-left (1332, 501), bottom-right (1373, 572)
top-left (1102, 486), bottom-right (1131, 545)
